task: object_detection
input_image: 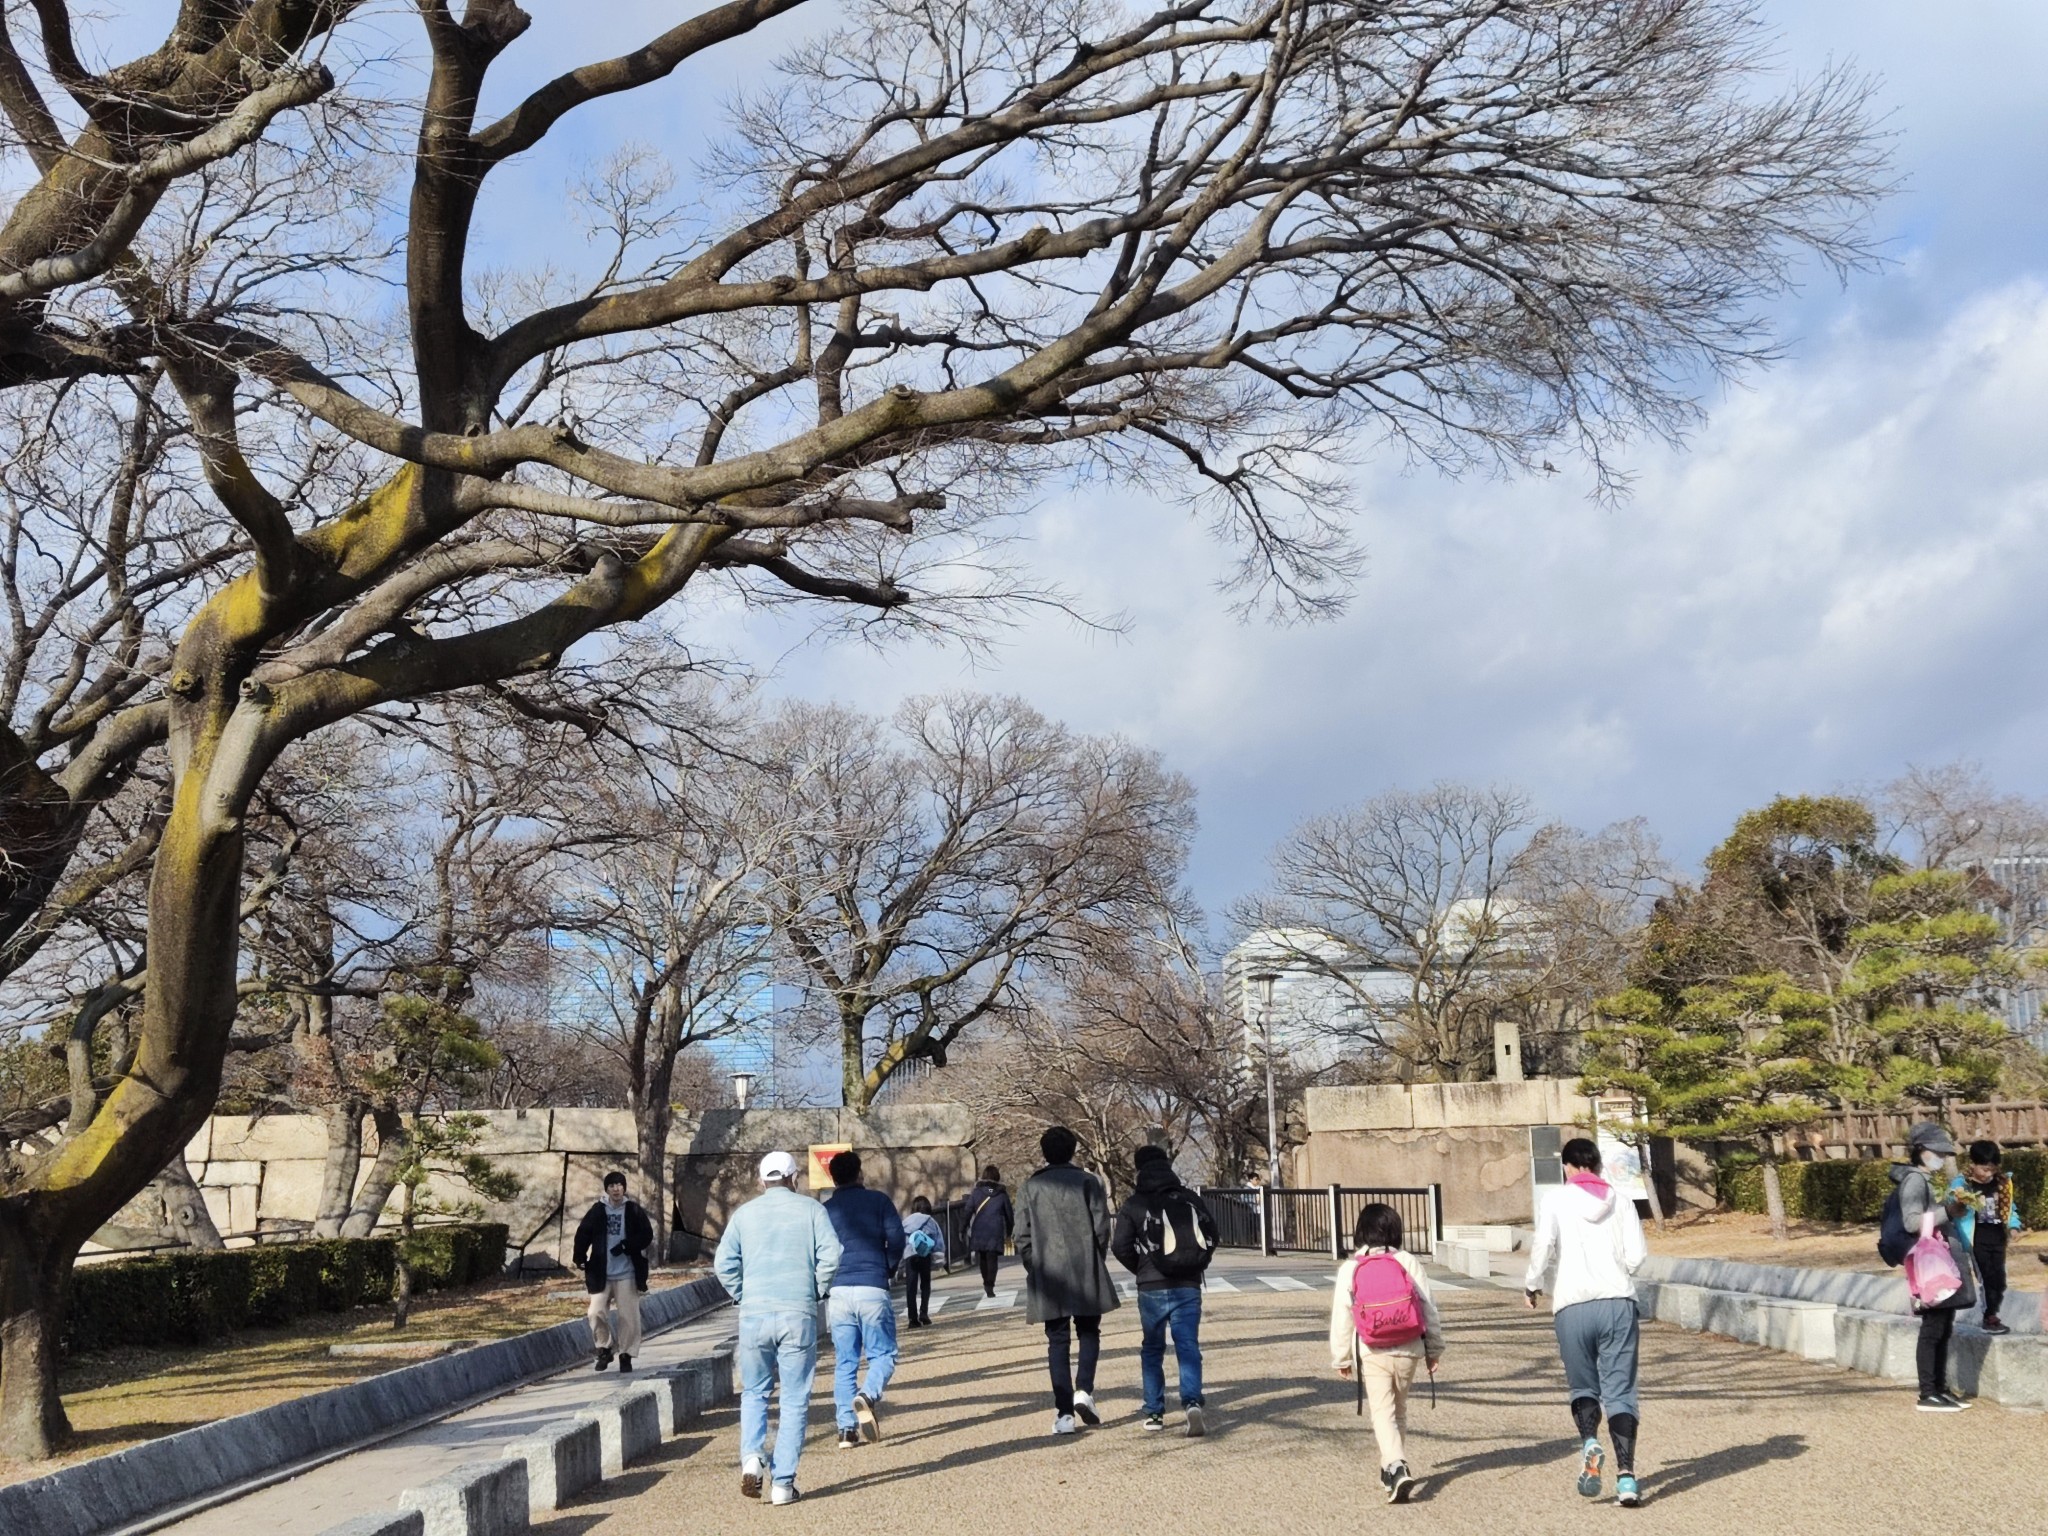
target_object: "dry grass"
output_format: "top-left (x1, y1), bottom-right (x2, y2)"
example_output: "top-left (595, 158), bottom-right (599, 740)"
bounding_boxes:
top-left (1649, 1208), bottom-right (2048, 1280)
top-left (0, 1266), bottom-right (710, 1488)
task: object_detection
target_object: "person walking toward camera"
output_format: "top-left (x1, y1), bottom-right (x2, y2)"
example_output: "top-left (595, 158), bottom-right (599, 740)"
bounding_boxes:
top-left (902, 1195), bottom-right (945, 1328)
top-left (1111, 1144), bottom-right (1217, 1435)
top-left (1525, 1138), bottom-right (1648, 1507)
top-left (1949, 1140), bottom-right (2022, 1335)
top-left (573, 1171), bottom-right (652, 1373)
top-left (1331, 1202), bottom-right (1442, 1504)
top-left (823, 1150), bottom-right (904, 1448)
top-left (963, 1165), bottom-right (1013, 1298)
top-left (715, 1151), bottom-right (843, 1506)
top-left (1016, 1126), bottom-right (1120, 1434)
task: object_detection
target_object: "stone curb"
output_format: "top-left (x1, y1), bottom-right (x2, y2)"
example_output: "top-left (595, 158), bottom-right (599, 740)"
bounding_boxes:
top-left (317, 1515), bottom-right (426, 1536)
top-left (573, 1383), bottom-right (662, 1475)
top-left (1434, 1240), bottom-right (1493, 1280)
top-left (499, 1419), bottom-right (601, 1511)
top-left (0, 1274), bottom-right (730, 1536)
top-left (396, 1460), bottom-right (528, 1536)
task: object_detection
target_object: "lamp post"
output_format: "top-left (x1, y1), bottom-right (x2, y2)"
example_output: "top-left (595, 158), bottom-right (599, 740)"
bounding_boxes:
top-left (1248, 968), bottom-right (1280, 1184)
top-left (731, 1071), bottom-right (755, 1112)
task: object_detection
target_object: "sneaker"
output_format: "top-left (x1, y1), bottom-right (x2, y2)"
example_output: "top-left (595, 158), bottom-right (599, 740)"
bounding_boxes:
top-left (1142, 1413), bottom-right (1165, 1432)
top-left (854, 1391), bottom-right (881, 1442)
top-left (1939, 1392), bottom-right (1976, 1410)
top-left (1982, 1316), bottom-right (2011, 1336)
top-left (1052, 1413), bottom-right (1077, 1435)
top-left (1577, 1438), bottom-right (1605, 1498)
top-left (1386, 1462), bottom-right (1415, 1504)
top-left (838, 1428), bottom-right (861, 1449)
top-left (741, 1457), bottom-right (765, 1498)
top-left (593, 1347), bottom-right (614, 1372)
top-left (617, 1353), bottom-right (632, 1372)
top-left (1185, 1405), bottom-right (1206, 1438)
top-left (1072, 1390), bottom-right (1100, 1426)
top-left (1616, 1474), bottom-right (1641, 1507)
top-left (1916, 1393), bottom-right (1966, 1412)
top-left (770, 1482), bottom-right (800, 1506)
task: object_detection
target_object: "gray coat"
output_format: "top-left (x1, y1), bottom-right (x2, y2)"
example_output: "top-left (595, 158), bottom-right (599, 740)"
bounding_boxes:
top-left (1893, 1163), bottom-right (1976, 1313)
top-left (1015, 1163), bottom-right (1120, 1324)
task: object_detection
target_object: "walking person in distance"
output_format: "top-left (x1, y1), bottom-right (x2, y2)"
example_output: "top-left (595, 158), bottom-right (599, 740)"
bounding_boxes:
top-left (963, 1165), bottom-right (1013, 1297)
top-left (1016, 1126), bottom-right (1120, 1434)
top-left (1524, 1137), bottom-right (1649, 1507)
top-left (1331, 1202), bottom-right (1443, 1503)
top-left (1110, 1144), bottom-right (1217, 1435)
top-left (823, 1150), bottom-right (905, 1448)
top-left (902, 1194), bottom-right (945, 1328)
top-left (714, 1150), bottom-right (843, 1505)
top-left (573, 1171), bottom-right (652, 1373)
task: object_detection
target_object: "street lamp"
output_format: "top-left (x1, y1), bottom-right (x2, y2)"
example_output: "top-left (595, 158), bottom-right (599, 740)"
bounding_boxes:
top-left (1248, 968), bottom-right (1280, 1185)
top-left (730, 1071), bottom-right (755, 1111)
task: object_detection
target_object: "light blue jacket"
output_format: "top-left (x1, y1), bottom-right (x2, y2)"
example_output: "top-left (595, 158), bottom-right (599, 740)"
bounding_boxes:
top-left (1946, 1172), bottom-right (2023, 1249)
top-left (714, 1186), bottom-right (843, 1314)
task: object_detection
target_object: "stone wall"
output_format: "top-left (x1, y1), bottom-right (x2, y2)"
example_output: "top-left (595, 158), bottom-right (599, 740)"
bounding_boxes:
top-left (108, 1105), bottom-right (975, 1270)
top-left (1301, 1079), bottom-right (1707, 1226)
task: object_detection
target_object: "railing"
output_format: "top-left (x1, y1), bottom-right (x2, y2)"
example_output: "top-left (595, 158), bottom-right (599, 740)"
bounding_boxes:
top-left (936, 1196), bottom-right (976, 1273)
top-left (1199, 1184), bottom-right (1441, 1260)
top-left (1789, 1100), bottom-right (2048, 1156)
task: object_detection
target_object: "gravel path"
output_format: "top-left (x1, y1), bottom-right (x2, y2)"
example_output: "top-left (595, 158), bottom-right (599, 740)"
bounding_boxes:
top-left (534, 1280), bottom-right (2043, 1536)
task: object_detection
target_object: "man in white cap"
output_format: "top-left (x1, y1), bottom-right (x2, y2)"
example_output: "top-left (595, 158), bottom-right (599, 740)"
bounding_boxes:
top-left (715, 1150), bottom-right (843, 1505)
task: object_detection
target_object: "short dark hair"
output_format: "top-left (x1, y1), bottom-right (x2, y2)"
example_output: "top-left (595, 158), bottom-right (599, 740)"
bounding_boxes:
top-left (911, 1194), bottom-right (932, 1214)
top-left (979, 1164), bottom-right (1001, 1183)
top-left (1560, 1137), bottom-right (1602, 1173)
top-left (828, 1150), bottom-right (862, 1187)
top-left (1133, 1144), bottom-right (1170, 1171)
top-left (1353, 1202), bottom-right (1403, 1251)
top-left (603, 1171), bottom-right (628, 1191)
top-left (1040, 1125), bottom-right (1078, 1164)
top-left (1968, 1140), bottom-right (2001, 1166)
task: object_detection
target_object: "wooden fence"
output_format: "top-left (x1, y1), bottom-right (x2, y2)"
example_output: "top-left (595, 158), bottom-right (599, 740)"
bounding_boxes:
top-left (1789, 1100), bottom-right (2048, 1157)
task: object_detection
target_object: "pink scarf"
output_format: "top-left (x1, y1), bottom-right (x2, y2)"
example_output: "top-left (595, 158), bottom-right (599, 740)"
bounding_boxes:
top-left (1567, 1171), bottom-right (1613, 1199)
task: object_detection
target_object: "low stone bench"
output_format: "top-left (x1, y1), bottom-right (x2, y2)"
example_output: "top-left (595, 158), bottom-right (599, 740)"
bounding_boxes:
top-left (1434, 1240), bottom-right (1493, 1280)
top-left (396, 1459), bottom-right (529, 1536)
top-left (574, 1383), bottom-right (663, 1476)
top-left (501, 1418), bottom-right (601, 1512)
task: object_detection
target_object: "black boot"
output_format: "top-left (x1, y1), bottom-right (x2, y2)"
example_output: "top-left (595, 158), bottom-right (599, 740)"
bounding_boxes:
top-left (594, 1346), bottom-right (614, 1372)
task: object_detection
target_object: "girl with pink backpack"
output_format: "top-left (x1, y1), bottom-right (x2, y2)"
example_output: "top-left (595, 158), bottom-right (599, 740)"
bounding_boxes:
top-left (1329, 1203), bottom-right (1443, 1503)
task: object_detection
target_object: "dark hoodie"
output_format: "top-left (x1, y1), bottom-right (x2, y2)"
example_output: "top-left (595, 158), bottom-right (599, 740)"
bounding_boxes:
top-left (1111, 1159), bottom-right (1217, 1290)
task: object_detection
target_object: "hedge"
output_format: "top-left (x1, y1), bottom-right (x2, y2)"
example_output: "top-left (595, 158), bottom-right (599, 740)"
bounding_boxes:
top-left (67, 1222), bottom-right (508, 1353)
top-left (1717, 1151), bottom-right (2048, 1229)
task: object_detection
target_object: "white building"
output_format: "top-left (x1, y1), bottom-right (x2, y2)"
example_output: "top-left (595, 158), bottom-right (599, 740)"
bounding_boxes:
top-left (1222, 928), bottom-right (1411, 1073)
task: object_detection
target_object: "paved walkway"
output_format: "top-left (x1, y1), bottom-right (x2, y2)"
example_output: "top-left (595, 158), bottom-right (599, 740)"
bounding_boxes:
top-left (528, 1255), bottom-right (2041, 1536)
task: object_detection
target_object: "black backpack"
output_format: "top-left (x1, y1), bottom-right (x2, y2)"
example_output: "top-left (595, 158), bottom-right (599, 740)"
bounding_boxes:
top-left (1877, 1186), bottom-right (1912, 1267)
top-left (1142, 1187), bottom-right (1216, 1280)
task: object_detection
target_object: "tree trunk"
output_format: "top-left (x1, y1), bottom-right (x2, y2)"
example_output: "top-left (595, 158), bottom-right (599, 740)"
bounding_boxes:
top-left (1759, 1149), bottom-right (1789, 1244)
top-left (392, 1184), bottom-right (415, 1331)
top-left (1637, 1136), bottom-right (1667, 1233)
top-left (0, 1208), bottom-right (71, 1460)
top-left (341, 1107), bottom-right (406, 1238)
top-left (633, 1098), bottom-right (673, 1269)
top-left (313, 1101), bottom-right (364, 1238)
top-left (151, 1151), bottom-right (224, 1250)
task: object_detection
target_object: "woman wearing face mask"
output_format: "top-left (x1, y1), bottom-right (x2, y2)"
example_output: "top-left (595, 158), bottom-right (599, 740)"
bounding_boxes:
top-left (1892, 1123), bottom-right (1976, 1411)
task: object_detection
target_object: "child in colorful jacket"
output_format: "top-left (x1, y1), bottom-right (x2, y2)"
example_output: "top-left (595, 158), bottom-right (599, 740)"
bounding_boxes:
top-left (1948, 1140), bottom-right (2024, 1334)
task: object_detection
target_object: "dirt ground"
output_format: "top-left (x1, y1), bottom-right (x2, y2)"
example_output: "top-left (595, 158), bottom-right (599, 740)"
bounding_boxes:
top-left (1648, 1209), bottom-right (2048, 1282)
top-left (0, 1266), bottom-right (706, 1487)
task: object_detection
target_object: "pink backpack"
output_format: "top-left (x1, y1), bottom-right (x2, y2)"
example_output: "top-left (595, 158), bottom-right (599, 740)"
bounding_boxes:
top-left (1351, 1252), bottom-right (1425, 1349)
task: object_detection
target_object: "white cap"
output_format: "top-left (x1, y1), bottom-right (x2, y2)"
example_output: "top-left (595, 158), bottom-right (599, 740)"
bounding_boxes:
top-left (758, 1150), bottom-right (798, 1184)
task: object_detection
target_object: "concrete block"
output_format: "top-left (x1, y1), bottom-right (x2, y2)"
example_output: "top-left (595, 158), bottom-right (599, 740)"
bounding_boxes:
top-left (1833, 1308), bottom-right (1919, 1383)
top-left (201, 1185), bottom-right (233, 1234)
top-left (228, 1183), bottom-right (259, 1234)
top-left (472, 1111), bottom-right (554, 1155)
top-left (185, 1121), bottom-right (213, 1164)
top-left (709, 1345), bottom-right (736, 1401)
top-left (198, 1159), bottom-right (263, 1187)
top-left (502, 1417), bottom-right (601, 1511)
top-left (1301, 1085), bottom-right (1417, 1132)
top-left (575, 1384), bottom-right (662, 1475)
top-left (1952, 1329), bottom-right (2048, 1408)
top-left (319, 1514), bottom-right (426, 1536)
top-left (208, 1114), bottom-right (330, 1161)
top-left (1649, 1281), bottom-right (1706, 1332)
top-left (1752, 1298), bottom-right (1837, 1361)
top-left (549, 1108), bottom-right (636, 1153)
top-left (1434, 1241), bottom-right (1492, 1280)
top-left (1442, 1224), bottom-right (1517, 1253)
top-left (258, 1159), bottom-right (329, 1220)
top-left (397, 1459), bottom-right (529, 1536)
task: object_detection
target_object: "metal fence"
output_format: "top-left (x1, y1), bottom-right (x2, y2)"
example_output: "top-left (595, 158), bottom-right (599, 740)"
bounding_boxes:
top-left (1199, 1184), bottom-right (1441, 1260)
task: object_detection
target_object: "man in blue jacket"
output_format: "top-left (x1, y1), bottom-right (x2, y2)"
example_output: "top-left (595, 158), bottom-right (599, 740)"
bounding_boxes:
top-left (715, 1150), bottom-right (843, 1506)
top-left (823, 1150), bottom-right (905, 1446)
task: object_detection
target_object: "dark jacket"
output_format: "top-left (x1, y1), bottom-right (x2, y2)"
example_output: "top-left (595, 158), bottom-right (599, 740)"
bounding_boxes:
top-left (574, 1198), bottom-right (653, 1294)
top-left (963, 1178), bottom-right (1014, 1253)
top-left (1111, 1163), bottom-right (1217, 1291)
top-left (1015, 1162), bottom-right (1119, 1323)
top-left (825, 1185), bottom-right (905, 1289)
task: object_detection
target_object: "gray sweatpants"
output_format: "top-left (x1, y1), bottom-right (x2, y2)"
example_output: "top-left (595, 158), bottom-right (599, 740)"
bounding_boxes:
top-left (1553, 1297), bottom-right (1640, 1420)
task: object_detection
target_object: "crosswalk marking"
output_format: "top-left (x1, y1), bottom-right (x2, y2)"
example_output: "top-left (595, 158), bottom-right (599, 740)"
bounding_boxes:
top-left (926, 1295), bottom-right (949, 1315)
top-left (1258, 1274), bottom-right (1313, 1292)
top-left (1203, 1276), bottom-right (1240, 1293)
top-left (977, 1288), bottom-right (1019, 1311)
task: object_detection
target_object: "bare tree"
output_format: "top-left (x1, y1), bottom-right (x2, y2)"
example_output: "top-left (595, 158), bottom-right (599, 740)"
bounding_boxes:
top-left (0, 0), bottom-right (1887, 1456)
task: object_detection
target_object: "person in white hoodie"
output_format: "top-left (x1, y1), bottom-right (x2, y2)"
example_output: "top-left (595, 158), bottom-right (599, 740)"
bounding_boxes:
top-left (1329, 1202), bottom-right (1443, 1504)
top-left (1524, 1137), bottom-right (1649, 1508)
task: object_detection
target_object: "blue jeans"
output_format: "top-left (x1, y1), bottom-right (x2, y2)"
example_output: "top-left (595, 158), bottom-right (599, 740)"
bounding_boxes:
top-left (828, 1285), bottom-right (899, 1430)
top-left (1137, 1286), bottom-right (1204, 1415)
top-left (738, 1309), bottom-right (818, 1487)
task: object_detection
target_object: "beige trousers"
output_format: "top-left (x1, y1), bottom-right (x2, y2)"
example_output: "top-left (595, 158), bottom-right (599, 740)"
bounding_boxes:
top-left (1357, 1349), bottom-right (1418, 1470)
top-left (588, 1277), bottom-right (643, 1355)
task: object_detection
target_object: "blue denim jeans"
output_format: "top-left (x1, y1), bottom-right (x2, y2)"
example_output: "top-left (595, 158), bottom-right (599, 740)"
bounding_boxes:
top-left (1137, 1286), bottom-right (1204, 1415)
top-left (738, 1308), bottom-right (818, 1487)
top-left (828, 1285), bottom-right (899, 1430)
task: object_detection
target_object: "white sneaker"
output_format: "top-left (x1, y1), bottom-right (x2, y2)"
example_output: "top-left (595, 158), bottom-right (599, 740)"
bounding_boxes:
top-left (770, 1482), bottom-right (800, 1505)
top-left (740, 1457), bottom-right (764, 1499)
top-left (1072, 1390), bottom-right (1101, 1426)
top-left (1052, 1413), bottom-right (1077, 1435)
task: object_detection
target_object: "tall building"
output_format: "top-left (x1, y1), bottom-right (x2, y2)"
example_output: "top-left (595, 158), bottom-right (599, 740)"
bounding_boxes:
top-left (1986, 854), bottom-right (2047, 1051)
top-left (1222, 928), bottom-right (1411, 1073)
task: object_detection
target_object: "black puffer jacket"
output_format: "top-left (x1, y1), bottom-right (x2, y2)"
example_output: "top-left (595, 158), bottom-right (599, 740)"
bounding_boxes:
top-left (573, 1198), bottom-right (654, 1294)
top-left (1111, 1163), bottom-right (1218, 1290)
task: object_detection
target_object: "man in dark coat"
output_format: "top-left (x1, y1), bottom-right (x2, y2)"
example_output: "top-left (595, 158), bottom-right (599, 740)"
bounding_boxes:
top-left (962, 1166), bottom-right (1014, 1297)
top-left (573, 1170), bottom-right (654, 1371)
top-left (1111, 1144), bottom-right (1217, 1435)
top-left (1015, 1126), bottom-right (1119, 1434)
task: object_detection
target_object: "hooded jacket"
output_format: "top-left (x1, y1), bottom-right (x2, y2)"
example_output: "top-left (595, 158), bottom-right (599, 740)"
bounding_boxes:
top-left (963, 1177), bottom-right (1014, 1252)
top-left (1110, 1161), bottom-right (1218, 1290)
top-left (1523, 1173), bottom-right (1647, 1312)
